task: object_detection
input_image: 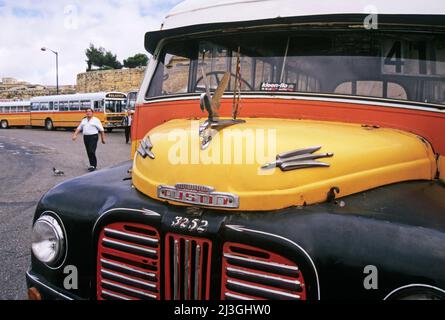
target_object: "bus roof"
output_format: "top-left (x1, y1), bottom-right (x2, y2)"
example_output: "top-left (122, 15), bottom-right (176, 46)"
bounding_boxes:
top-left (30, 92), bottom-right (126, 103)
top-left (145, 0), bottom-right (444, 53)
top-left (163, 0), bottom-right (444, 30)
top-left (0, 101), bottom-right (30, 107)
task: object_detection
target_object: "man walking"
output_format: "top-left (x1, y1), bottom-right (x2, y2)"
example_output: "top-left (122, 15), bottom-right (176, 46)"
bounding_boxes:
top-left (72, 108), bottom-right (106, 171)
top-left (123, 109), bottom-right (133, 144)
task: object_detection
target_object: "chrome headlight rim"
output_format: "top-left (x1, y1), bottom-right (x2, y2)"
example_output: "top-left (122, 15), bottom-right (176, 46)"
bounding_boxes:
top-left (31, 211), bottom-right (67, 269)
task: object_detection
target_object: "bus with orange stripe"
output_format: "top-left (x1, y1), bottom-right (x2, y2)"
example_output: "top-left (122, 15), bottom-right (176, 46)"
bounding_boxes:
top-left (0, 100), bottom-right (31, 129)
top-left (30, 92), bottom-right (127, 131)
top-left (27, 0), bottom-right (445, 301)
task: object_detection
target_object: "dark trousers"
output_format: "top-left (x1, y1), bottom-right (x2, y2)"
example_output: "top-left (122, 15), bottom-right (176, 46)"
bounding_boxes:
top-left (125, 126), bottom-right (131, 143)
top-left (83, 134), bottom-right (98, 167)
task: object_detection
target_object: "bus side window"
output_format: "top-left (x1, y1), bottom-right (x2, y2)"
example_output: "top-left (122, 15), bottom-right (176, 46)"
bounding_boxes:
top-left (54, 102), bottom-right (59, 111)
top-left (31, 103), bottom-right (39, 111)
top-left (60, 101), bottom-right (68, 111)
top-left (49, 102), bottom-right (54, 111)
top-left (81, 100), bottom-right (91, 110)
top-left (69, 101), bottom-right (80, 111)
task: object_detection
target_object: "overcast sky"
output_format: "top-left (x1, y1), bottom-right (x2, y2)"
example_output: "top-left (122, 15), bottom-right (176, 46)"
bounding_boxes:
top-left (0, 0), bottom-right (182, 85)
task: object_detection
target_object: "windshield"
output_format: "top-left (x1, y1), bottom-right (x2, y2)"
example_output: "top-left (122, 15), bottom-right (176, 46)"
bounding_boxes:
top-left (146, 30), bottom-right (445, 107)
top-left (104, 100), bottom-right (125, 113)
top-left (127, 92), bottom-right (137, 110)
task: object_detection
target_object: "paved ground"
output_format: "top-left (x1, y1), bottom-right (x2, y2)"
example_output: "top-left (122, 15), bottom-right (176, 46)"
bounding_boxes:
top-left (0, 128), bottom-right (131, 300)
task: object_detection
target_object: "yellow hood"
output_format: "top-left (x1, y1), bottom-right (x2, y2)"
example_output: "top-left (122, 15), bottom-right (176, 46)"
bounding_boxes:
top-left (132, 118), bottom-right (436, 211)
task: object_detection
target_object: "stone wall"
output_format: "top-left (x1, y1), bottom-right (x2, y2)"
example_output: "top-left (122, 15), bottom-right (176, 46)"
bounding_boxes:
top-left (0, 85), bottom-right (76, 100)
top-left (76, 67), bottom-right (146, 93)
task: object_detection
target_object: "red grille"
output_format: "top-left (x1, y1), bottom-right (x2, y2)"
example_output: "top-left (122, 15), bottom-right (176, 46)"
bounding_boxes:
top-left (221, 242), bottom-right (307, 300)
top-left (164, 233), bottom-right (212, 300)
top-left (97, 222), bottom-right (160, 300)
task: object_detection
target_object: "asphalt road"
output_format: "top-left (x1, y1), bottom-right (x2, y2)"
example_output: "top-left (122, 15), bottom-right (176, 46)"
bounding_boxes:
top-left (0, 128), bottom-right (131, 299)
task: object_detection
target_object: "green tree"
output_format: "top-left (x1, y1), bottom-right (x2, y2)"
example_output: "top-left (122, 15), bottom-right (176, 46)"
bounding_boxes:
top-left (123, 53), bottom-right (148, 68)
top-left (85, 44), bottom-right (122, 71)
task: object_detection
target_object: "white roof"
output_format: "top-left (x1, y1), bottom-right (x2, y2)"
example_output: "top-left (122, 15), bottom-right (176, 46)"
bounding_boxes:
top-left (161, 0), bottom-right (444, 31)
top-left (0, 101), bottom-right (30, 107)
top-left (30, 92), bottom-right (126, 103)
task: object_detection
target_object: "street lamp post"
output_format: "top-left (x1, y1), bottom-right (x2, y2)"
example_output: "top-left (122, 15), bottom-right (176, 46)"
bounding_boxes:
top-left (41, 47), bottom-right (59, 95)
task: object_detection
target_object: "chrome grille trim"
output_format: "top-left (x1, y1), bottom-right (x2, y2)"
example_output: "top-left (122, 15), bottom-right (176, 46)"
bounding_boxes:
top-left (173, 240), bottom-right (179, 300)
top-left (184, 240), bottom-right (190, 300)
top-left (104, 228), bottom-right (158, 246)
top-left (225, 292), bottom-right (254, 300)
top-left (227, 279), bottom-right (301, 300)
top-left (101, 280), bottom-right (157, 300)
top-left (224, 253), bottom-right (299, 276)
top-left (101, 289), bottom-right (131, 300)
top-left (226, 267), bottom-right (301, 291)
top-left (166, 235), bottom-right (212, 300)
top-left (97, 222), bottom-right (161, 300)
top-left (194, 245), bottom-right (201, 300)
top-left (102, 238), bottom-right (157, 257)
top-left (101, 269), bottom-right (157, 290)
top-left (100, 258), bottom-right (156, 281)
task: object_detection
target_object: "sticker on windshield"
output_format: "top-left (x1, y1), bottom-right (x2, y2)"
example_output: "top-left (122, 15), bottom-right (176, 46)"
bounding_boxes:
top-left (260, 82), bottom-right (296, 92)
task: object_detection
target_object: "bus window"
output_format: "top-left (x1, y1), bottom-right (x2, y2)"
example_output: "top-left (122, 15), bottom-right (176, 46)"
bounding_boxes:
top-left (49, 102), bottom-right (54, 111)
top-left (59, 101), bottom-right (68, 111)
top-left (31, 103), bottom-right (39, 111)
top-left (40, 102), bottom-right (49, 111)
top-left (69, 101), bottom-right (80, 111)
top-left (104, 100), bottom-right (125, 113)
top-left (81, 100), bottom-right (91, 110)
top-left (54, 102), bottom-right (59, 111)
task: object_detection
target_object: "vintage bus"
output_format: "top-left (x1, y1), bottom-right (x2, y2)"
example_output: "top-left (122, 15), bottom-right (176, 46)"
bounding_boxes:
top-left (27, 0), bottom-right (445, 300)
top-left (0, 100), bottom-right (31, 129)
top-left (29, 92), bottom-right (127, 131)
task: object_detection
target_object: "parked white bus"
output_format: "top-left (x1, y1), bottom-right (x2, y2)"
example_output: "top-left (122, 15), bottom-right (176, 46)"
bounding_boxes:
top-left (0, 100), bottom-right (31, 129)
top-left (30, 92), bottom-right (127, 131)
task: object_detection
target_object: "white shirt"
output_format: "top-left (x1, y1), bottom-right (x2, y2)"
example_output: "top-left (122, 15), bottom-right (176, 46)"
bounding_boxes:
top-left (77, 117), bottom-right (104, 135)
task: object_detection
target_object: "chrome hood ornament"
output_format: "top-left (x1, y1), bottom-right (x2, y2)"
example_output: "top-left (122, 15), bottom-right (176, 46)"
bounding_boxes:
top-left (261, 146), bottom-right (333, 171)
top-left (137, 136), bottom-right (155, 159)
top-left (199, 67), bottom-right (245, 150)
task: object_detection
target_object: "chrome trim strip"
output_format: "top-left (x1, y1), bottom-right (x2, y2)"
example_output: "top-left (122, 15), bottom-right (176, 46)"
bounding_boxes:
top-left (227, 279), bottom-right (300, 300)
top-left (225, 292), bottom-right (254, 300)
top-left (158, 184), bottom-right (240, 209)
top-left (224, 253), bottom-right (299, 272)
top-left (184, 240), bottom-right (190, 299)
top-left (92, 207), bottom-right (160, 239)
top-left (194, 244), bottom-right (201, 300)
top-left (104, 228), bottom-right (158, 245)
top-left (225, 225), bottom-right (321, 299)
top-left (278, 146), bottom-right (321, 159)
top-left (280, 160), bottom-right (330, 171)
top-left (383, 284), bottom-right (445, 300)
top-left (101, 280), bottom-right (157, 299)
top-left (26, 271), bottom-right (73, 300)
top-left (100, 259), bottom-right (156, 280)
top-left (227, 267), bottom-right (301, 287)
top-left (173, 239), bottom-right (179, 300)
top-left (102, 238), bottom-right (157, 256)
top-left (101, 289), bottom-right (131, 300)
top-left (142, 93), bottom-right (445, 114)
top-left (101, 269), bottom-right (156, 289)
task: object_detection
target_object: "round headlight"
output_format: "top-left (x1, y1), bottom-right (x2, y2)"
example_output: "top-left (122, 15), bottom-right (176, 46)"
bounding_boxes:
top-left (31, 214), bottom-right (65, 266)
